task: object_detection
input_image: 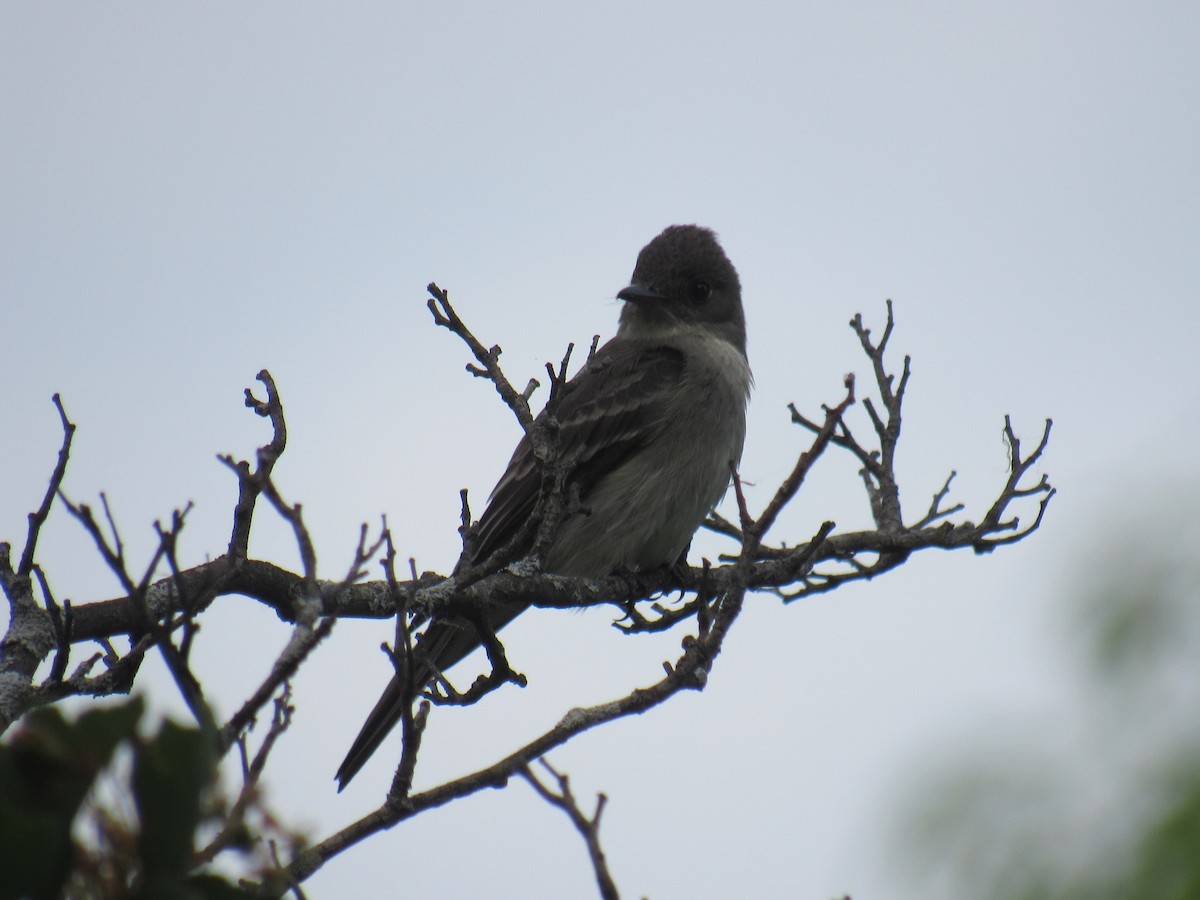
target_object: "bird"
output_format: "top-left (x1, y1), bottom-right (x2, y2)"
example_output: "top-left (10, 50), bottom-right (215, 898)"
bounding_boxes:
top-left (335, 224), bottom-right (751, 790)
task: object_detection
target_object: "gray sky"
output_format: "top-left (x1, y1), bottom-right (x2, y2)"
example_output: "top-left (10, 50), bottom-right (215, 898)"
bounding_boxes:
top-left (3, 3), bottom-right (1198, 898)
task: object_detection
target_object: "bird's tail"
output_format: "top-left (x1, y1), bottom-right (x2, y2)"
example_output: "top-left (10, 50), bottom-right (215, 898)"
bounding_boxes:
top-left (335, 603), bottom-right (526, 790)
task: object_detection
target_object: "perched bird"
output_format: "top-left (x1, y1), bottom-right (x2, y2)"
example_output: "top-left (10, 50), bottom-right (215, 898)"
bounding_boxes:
top-left (336, 224), bottom-right (751, 790)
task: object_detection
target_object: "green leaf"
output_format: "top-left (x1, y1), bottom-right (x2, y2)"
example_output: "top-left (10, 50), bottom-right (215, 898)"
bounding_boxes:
top-left (0, 698), bottom-right (144, 900)
top-left (133, 719), bottom-right (217, 883)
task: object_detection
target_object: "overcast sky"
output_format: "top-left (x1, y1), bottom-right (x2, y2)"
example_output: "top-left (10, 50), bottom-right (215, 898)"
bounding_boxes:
top-left (3, 4), bottom-right (1198, 898)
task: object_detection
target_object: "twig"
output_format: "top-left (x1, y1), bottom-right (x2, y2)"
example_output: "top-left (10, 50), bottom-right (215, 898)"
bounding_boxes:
top-left (383, 539), bottom-right (426, 803)
top-left (33, 565), bottom-right (70, 683)
top-left (911, 471), bottom-right (965, 529)
top-left (199, 684), bottom-right (297, 865)
top-left (973, 417), bottom-right (1055, 551)
top-left (227, 369), bottom-right (287, 564)
top-left (427, 283), bottom-right (535, 432)
top-left (19, 393), bottom-right (75, 576)
top-left (753, 375), bottom-right (856, 545)
top-left (522, 759), bottom-right (620, 900)
top-left (221, 520), bottom-right (384, 754)
top-left (57, 493), bottom-right (219, 733)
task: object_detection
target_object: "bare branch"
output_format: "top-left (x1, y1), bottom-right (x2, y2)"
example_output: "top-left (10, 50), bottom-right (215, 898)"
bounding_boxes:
top-left (278, 558), bottom-right (757, 885)
top-left (423, 619), bottom-right (528, 707)
top-left (546, 341), bottom-right (576, 406)
top-left (32, 565), bottom-right (70, 683)
top-left (199, 684), bottom-right (297, 865)
top-left (56, 495), bottom-right (219, 733)
top-left (222, 519), bottom-right (386, 756)
top-left (387, 701), bottom-right (429, 806)
top-left (219, 617), bottom-right (335, 756)
top-left (381, 539), bottom-right (427, 804)
top-left (522, 759), bottom-right (620, 900)
top-left (973, 417), bottom-right (1055, 553)
top-left (912, 470), bottom-right (965, 529)
top-left (228, 369), bottom-right (287, 564)
top-left (427, 282), bottom-right (535, 432)
top-left (456, 489), bottom-right (476, 561)
top-left (753, 375), bottom-right (856, 544)
top-left (19, 393), bottom-right (75, 576)
top-left (848, 302), bottom-right (907, 529)
top-left (3, 297), bottom-right (1055, 892)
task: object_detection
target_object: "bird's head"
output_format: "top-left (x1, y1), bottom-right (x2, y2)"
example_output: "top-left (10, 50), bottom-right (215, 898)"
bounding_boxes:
top-left (617, 224), bottom-right (746, 357)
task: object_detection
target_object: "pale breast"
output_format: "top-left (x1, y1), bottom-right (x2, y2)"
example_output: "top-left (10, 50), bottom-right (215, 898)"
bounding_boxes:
top-left (546, 333), bottom-right (751, 575)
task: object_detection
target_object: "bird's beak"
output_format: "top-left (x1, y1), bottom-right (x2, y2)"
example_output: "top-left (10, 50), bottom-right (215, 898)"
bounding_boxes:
top-left (616, 282), bottom-right (667, 304)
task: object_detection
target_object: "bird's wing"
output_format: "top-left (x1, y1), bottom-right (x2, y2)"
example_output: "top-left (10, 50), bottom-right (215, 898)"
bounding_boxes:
top-left (335, 339), bottom-right (686, 791)
top-left (471, 339), bottom-right (686, 564)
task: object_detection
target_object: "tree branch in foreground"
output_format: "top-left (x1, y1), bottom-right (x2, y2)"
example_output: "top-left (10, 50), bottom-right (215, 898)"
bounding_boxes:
top-left (0, 295), bottom-right (1054, 897)
top-left (521, 759), bottom-right (619, 900)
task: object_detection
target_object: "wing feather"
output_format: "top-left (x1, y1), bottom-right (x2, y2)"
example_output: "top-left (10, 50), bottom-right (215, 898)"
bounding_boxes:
top-left (471, 339), bottom-right (685, 564)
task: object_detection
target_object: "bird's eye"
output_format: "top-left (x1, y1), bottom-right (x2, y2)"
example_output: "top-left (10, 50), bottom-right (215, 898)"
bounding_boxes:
top-left (690, 281), bottom-right (712, 303)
